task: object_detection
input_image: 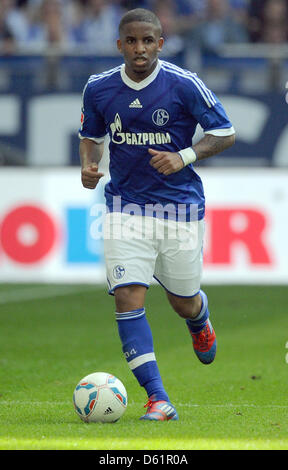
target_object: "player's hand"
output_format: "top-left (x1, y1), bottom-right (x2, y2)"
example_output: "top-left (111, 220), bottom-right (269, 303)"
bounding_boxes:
top-left (81, 163), bottom-right (104, 189)
top-left (148, 148), bottom-right (184, 176)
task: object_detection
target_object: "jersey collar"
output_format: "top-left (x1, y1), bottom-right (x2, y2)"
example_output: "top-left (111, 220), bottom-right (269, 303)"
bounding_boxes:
top-left (120, 60), bottom-right (161, 90)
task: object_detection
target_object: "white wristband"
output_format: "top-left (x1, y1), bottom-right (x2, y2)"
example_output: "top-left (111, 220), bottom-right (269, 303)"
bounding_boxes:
top-left (178, 147), bottom-right (197, 166)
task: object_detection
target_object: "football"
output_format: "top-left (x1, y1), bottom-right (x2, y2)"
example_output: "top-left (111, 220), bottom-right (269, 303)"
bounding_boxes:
top-left (73, 372), bottom-right (128, 423)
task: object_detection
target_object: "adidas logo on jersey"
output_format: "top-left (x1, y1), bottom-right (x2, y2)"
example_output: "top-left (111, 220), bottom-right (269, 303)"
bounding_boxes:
top-left (129, 98), bottom-right (143, 108)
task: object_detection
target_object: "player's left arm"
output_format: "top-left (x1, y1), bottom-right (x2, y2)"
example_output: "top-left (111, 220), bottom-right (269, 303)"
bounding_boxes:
top-left (149, 75), bottom-right (236, 176)
top-left (149, 133), bottom-right (235, 176)
top-left (192, 133), bottom-right (236, 161)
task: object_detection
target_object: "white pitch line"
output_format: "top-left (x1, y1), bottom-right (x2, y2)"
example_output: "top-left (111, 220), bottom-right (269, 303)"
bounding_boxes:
top-left (0, 400), bottom-right (287, 409)
top-left (176, 403), bottom-right (288, 409)
top-left (126, 400), bottom-right (288, 408)
top-left (0, 401), bottom-right (71, 406)
top-left (0, 285), bottom-right (96, 305)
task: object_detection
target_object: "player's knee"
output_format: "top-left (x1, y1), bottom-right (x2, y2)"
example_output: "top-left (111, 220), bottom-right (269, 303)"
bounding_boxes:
top-left (114, 284), bottom-right (147, 313)
top-left (168, 293), bottom-right (202, 319)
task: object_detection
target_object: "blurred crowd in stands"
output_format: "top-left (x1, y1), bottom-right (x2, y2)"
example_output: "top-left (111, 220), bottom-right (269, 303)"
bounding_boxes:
top-left (0, 0), bottom-right (288, 56)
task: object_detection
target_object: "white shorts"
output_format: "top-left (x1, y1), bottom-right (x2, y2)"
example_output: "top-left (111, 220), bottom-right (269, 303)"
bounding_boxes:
top-left (103, 212), bottom-right (205, 297)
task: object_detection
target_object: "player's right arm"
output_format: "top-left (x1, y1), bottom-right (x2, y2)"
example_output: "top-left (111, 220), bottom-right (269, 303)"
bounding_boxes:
top-left (80, 138), bottom-right (104, 189)
top-left (78, 79), bottom-right (106, 189)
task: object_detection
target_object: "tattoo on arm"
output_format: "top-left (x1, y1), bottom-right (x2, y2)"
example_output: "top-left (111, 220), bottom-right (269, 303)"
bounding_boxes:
top-left (193, 134), bottom-right (235, 161)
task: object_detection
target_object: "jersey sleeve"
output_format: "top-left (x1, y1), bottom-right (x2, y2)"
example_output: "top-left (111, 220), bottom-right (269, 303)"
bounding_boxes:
top-left (184, 75), bottom-right (235, 136)
top-left (78, 80), bottom-right (107, 143)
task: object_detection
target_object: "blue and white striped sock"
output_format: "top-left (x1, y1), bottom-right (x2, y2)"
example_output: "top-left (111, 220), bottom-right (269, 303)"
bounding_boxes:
top-left (186, 290), bottom-right (209, 333)
top-left (116, 308), bottom-right (169, 402)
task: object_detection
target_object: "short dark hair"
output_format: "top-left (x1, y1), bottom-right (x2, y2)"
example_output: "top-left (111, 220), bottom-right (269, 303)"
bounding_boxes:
top-left (119, 8), bottom-right (162, 36)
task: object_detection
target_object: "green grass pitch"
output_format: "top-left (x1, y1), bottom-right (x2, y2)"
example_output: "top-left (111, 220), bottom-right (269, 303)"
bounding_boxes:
top-left (0, 283), bottom-right (287, 450)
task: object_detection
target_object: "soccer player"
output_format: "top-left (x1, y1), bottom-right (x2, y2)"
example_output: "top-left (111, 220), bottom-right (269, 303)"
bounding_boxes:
top-left (79, 8), bottom-right (235, 421)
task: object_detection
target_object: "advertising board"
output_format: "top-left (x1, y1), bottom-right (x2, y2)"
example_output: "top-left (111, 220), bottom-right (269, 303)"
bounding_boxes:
top-left (0, 168), bottom-right (287, 284)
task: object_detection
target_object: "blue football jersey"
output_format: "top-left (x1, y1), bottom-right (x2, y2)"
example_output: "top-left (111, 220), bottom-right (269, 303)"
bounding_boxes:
top-left (79, 60), bottom-right (234, 221)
